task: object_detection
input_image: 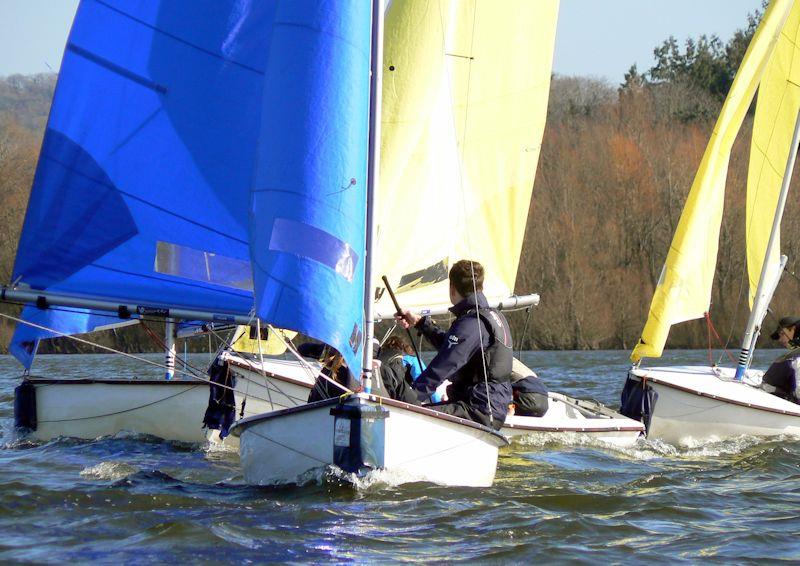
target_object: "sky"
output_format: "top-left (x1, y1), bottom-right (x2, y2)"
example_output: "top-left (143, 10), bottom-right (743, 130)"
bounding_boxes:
top-left (0, 0), bottom-right (766, 83)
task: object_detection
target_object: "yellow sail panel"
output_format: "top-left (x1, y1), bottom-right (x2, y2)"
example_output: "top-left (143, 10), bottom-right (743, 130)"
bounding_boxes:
top-left (746, 1), bottom-right (800, 308)
top-left (377, 0), bottom-right (462, 312)
top-left (447, 0), bottom-right (559, 301)
top-left (376, 0), bottom-right (559, 313)
top-left (230, 325), bottom-right (297, 356)
top-left (631, 0), bottom-right (793, 362)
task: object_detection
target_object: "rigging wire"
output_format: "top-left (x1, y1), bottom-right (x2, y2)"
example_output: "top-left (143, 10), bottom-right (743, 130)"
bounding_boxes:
top-left (516, 306), bottom-right (533, 360)
top-left (0, 311), bottom-right (349, 411)
top-left (436, 1), bottom-right (494, 425)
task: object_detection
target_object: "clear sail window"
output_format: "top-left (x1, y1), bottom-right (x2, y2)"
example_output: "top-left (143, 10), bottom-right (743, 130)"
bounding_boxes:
top-left (268, 218), bottom-right (359, 282)
top-left (154, 241), bottom-right (253, 291)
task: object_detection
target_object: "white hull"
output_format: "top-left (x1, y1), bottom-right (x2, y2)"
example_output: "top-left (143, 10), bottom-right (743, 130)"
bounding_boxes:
top-left (629, 366), bottom-right (800, 445)
top-left (503, 392), bottom-right (643, 445)
top-left (18, 379), bottom-right (213, 443)
top-left (16, 350), bottom-right (642, 448)
top-left (232, 393), bottom-right (508, 487)
top-left (16, 355), bottom-right (318, 444)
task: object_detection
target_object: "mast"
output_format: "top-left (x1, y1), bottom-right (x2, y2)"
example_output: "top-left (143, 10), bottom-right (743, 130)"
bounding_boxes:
top-left (362, 0), bottom-right (384, 391)
top-left (734, 109), bottom-right (800, 380)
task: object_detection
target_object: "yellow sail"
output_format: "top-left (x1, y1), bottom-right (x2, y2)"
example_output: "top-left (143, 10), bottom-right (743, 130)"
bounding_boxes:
top-left (376, 0), bottom-right (559, 313)
top-left (746, 1), bottom-right (800, 309)
top-left (631, 0), bottom-right (793, 362)
top-left (230, 325), bottom-right (296, 356)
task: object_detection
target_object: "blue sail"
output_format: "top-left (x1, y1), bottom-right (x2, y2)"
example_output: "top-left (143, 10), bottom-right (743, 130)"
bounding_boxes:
top-left (249, 2), bottom-right (372, 376)
top-left (10, 1), bottom-right (278, 365)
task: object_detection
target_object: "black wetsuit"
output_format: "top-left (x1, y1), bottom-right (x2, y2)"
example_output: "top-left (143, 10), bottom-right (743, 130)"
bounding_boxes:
top-left (374, 348), bottom-right (420, 404)
top-left (762, 348), bottom-right (800, 403)
top-left (412, 292), bottom-right (513, 429)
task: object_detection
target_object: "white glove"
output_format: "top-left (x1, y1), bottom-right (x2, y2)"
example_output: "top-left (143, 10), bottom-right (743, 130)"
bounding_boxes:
top-left (431, 379), bottom-right (452, 403)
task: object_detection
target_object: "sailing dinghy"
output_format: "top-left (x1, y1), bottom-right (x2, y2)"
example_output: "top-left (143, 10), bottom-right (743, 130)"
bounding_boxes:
top-left (3, 0), bottom-right (302, 443)
top-left (227, 0), bottom-right (642, 470)
top-left (621, 0), bottom-right (800, 445)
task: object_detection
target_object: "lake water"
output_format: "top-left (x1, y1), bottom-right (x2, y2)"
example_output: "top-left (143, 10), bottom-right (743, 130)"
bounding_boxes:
top-left (0, 350), bottom-right (798, 562)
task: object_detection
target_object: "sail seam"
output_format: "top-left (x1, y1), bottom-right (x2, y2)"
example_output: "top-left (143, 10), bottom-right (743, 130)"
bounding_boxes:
top-left (92, 0), bottom-right (265, 75)
top-left (39, 153), bottom-right (249, 245)
top-left (67, 44), bottom-right (167, 94)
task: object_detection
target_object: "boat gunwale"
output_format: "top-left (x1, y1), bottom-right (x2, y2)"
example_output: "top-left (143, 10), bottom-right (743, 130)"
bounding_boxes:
top-left (630, 368), bottom-right (800, 418)
top-left (228, 355), bottom-right (643, 434)
top-left (231, 393), bottom-right (509, 445)
top-left (226, 356), bottom-right (315, 388)
top-left (22, 376), bottom-right (206, 387)
top-left (503, 420), bottom-right (644, 433)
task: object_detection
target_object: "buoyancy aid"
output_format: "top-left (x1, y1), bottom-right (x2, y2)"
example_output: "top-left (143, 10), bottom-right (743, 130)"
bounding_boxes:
top-left (462, 306), bottom-right (513, 385)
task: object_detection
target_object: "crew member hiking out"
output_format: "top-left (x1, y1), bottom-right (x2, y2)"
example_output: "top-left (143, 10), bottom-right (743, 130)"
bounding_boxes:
top-left (395, 259), bottom-right (513, 430)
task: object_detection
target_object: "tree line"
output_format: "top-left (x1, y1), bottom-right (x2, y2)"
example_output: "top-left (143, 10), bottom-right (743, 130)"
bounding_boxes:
top-left (3, 4), bottom-right (797, 357)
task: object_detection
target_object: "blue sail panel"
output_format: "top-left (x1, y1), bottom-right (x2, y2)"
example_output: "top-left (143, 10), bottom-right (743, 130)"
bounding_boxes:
top-left (12, 0), bottom-right (279, 316)
top-left (8, 0), bottom-right (280, 368)
top-left (250, 2), bottom-right (372, 376)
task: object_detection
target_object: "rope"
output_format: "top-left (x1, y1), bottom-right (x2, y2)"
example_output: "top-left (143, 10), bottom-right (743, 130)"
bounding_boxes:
top-left (0, 311), bottom-right (276, 405)
top-left (434, 1), bottom-right (493, 425)
top-left (37, 384), bottom-right (205, 423)
top-left (139, 321), bottom-right (207, 379)
top-left (380, 322), bottom-right (398, 346)
top-left (256, 318), bottom-right (274, 410)
top-left (705, 312), bottom-right (736, 365)
top-left (705, 312), bottom-right (714, 366)
top-left (516, 306), bottom-right (533, 359)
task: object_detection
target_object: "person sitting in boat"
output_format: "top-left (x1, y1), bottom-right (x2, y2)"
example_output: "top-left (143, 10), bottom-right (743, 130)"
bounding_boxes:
top-left (302, 341), bottom-right (420, 405)
top-left (300, 343), bottom-right (353, 403)
top-left (761, 316), bottom-right (800, 403)
top-left (380, 335), bottom-right (425, 382)
top-left (394, 259), bottom-right (513, 430)
top-left (373, 338), bottom-right (422, 404)
top-left (509, 358), bottom-right (549, 417)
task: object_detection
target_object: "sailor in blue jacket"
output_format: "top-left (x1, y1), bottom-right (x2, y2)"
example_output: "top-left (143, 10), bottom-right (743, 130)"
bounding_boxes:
top-left (395, 260), bottom-right (513, 430)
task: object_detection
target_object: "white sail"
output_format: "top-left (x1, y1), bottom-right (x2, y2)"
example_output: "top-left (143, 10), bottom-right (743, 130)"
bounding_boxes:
top-left (376, 0), bottom-right (559, 314)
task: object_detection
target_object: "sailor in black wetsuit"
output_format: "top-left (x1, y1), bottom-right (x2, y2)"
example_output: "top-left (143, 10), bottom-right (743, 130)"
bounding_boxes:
top-left (761, 316), bottom-right (800, 403)
top-left (395, 260), bottom-right (513, 430)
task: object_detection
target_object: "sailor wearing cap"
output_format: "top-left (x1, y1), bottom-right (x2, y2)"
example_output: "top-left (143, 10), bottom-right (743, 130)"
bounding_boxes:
top-left (761, 316), bottom-right (800, 403)
top-left (769, 316), bottom-right (800, 348)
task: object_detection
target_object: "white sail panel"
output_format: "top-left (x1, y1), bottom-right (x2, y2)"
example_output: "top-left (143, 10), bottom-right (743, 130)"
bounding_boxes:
top-left (377, 0), bottom-right (559, 314)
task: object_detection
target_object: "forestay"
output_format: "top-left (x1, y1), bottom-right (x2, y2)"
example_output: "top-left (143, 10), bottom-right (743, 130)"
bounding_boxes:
top-left (376, 0), bottom-right (559, 314)
top-left (631, 0), bottom-right (794, 362)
